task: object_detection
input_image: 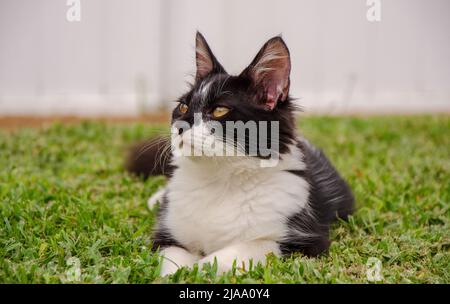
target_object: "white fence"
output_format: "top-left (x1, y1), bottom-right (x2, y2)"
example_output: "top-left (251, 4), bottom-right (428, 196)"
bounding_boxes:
top-left (0, 0), bottom-right (449, 115)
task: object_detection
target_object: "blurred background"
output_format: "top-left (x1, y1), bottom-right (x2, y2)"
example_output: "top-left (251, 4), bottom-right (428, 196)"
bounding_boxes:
top-left (0, 0), bottom-right (449, 116)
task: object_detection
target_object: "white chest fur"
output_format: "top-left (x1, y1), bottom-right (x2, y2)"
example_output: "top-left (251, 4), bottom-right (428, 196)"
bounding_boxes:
top-left (164, 149), bottom-right (309, 255)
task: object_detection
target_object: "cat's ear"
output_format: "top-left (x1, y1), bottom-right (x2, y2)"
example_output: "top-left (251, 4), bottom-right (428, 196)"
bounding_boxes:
top-left (195, 31), bottom-right (226, 81)
top-left (241, 36), bottom-right (291, 110)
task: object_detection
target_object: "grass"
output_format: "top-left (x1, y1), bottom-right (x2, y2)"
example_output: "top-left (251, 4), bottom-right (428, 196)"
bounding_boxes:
top-left (0, 115), bottom-right (449, 283)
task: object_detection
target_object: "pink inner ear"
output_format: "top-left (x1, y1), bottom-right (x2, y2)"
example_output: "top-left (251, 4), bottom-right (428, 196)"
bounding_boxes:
top-left (266, 86), bottom-right (279, 111)
top-left (196, 48), bottom-right (214, 80)
top-left (249, 38), bottom-right (291, 110)
top-left (263, 70), bottom-right (289, 110)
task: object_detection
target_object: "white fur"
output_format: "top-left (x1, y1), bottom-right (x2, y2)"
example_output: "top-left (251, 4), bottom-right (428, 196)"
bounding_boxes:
top-left (159, 246), bottom-right (200, 277)
top-left (147, 187), bottom-right (166, 209)
top-left (200, 80), bottom-right (212, 97)
top-left (198, 240), bottom-right (281, 274)
top-left (158, 143), bottom-right (309, 275)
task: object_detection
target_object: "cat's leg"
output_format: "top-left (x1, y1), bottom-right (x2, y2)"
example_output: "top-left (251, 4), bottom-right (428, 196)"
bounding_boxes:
top-left (159, 246), bottom-right (200, 276)
top-left (198, 240), bottom-right (280, 274)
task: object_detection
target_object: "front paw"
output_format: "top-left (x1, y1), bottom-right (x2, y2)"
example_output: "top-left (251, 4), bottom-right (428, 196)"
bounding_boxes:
top-left (158, 246), bottom-right (200, 277)
top-left (198, 250), bottom-right (240, 274)
top-left (160, 257), bottom-right (180, 277)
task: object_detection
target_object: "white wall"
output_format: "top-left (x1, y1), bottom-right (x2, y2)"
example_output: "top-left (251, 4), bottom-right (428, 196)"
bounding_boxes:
top-left (0, 0), bottom-right (449, 115)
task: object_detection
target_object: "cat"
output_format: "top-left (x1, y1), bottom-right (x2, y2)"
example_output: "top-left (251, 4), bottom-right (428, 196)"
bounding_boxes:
top-left (126, 32), bottom-right (354, 276)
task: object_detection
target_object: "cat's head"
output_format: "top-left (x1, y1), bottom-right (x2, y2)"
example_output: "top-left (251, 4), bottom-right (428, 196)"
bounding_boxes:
top-left (171, 32), bottom-right (298, 166)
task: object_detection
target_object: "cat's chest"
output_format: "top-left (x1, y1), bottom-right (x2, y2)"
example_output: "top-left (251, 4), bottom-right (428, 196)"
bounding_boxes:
top-left (164, 164), bottom-right (310, 254)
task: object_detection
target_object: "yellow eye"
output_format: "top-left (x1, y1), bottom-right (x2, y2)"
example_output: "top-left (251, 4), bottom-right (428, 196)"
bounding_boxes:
top-left (212, 106), bottom-right (230, 118)
top-left (179, 103), bottom-right (188, 114)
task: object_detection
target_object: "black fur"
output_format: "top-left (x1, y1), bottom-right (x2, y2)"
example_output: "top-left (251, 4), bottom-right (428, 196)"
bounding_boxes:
top-left (150, 194), bottom-right (184, 251)
top-left (278, 139), bottom-right (354, 256)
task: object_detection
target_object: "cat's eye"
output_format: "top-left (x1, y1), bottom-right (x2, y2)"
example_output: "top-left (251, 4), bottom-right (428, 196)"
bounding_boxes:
top-left (212, 106), bottom-right (230, 118)
top-left (179, 103), bottom-right (188, 114)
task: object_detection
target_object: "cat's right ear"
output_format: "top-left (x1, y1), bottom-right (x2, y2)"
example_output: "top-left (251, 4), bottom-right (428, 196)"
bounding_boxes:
top-left (195, 32), bottom-right (226, 81)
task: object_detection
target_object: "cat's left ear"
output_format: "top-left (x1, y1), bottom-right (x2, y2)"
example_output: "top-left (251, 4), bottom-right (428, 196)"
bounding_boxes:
top-left (241, 36), bottom-right (291, 111)
top-left (195, 31), bottom-right (226, 81)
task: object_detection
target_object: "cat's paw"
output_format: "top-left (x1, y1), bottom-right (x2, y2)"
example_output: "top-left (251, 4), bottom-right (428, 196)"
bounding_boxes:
top-left (197, 240), bottom-right (280, 274)
top-left (158, 246), bottom-right (199, 277)
top-left (198, 248), bottom-right (240, 274)
top-left (160, 258), bottom-right (180, 277)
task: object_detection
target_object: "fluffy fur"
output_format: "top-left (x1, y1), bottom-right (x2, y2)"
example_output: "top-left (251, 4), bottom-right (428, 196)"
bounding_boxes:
top-left (126, 32), bottom-right (354, 276)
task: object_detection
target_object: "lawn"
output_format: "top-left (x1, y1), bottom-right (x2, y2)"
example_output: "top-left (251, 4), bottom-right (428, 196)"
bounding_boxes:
top-left (0, 115), bottom-right (448, 283)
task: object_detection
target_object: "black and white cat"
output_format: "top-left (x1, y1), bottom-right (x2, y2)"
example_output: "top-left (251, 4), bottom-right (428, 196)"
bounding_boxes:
top-left (127, 32), bottom-right (354, 276)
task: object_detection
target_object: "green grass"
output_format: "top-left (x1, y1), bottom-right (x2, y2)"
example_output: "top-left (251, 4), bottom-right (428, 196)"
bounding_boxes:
top-left (0, 116), bottom-right (449, 283)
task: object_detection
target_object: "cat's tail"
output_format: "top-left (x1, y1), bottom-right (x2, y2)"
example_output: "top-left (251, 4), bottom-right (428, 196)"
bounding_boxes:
top-left (125, 136), bottom-right (174, 179)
